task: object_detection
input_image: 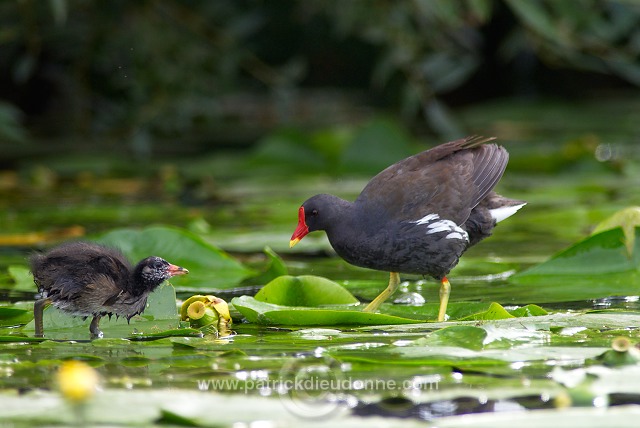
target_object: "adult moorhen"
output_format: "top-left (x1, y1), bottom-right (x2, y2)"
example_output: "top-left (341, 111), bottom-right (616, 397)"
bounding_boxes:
top-left (290, 136), bottom-right (525, 321)
top-left (31, 241), bottom-right (188, 337)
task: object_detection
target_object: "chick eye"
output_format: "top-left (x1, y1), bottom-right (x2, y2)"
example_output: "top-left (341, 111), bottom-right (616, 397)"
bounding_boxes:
top-left (153, 260), bottom-right (165, 269)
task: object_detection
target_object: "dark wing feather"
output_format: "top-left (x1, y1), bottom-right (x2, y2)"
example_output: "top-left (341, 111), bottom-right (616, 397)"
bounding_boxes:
top-left (355, 136), bottom-right (507, 225)
top-left (71, 274), bottom-right (124, 312)
top-left (467, 144), bottom-right (509, 209)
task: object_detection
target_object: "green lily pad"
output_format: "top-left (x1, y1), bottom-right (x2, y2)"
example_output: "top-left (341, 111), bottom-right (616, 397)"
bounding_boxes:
top-left (377, 301), bottom-right (546, 322)
top-left (459, 302), bottom-right (515, 321)
top-left (231, 295), bottom-right (422, 326)
top-left (508, 304), bottom-right (548, 317)
top-left (96, 225), bottom-right (255, 290)
top-left (254, 275), bottom-right (359, 306)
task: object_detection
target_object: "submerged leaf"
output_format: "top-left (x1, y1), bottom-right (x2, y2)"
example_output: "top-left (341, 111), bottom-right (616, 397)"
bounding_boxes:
top-left (417, 326), bottom-right (488, 351)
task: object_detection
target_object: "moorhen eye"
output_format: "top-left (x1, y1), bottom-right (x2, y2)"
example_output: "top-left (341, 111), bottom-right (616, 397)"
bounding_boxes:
top-left (289, 136), bottom-right (525, 322)
top-left (31, 242), bottom-right (189, 338)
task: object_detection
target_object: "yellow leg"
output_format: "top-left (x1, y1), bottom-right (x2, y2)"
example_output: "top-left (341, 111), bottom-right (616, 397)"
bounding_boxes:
top-left (363, 272), bottom-right (400, 312)
top-left (437, 277), bottom-right (451, 322)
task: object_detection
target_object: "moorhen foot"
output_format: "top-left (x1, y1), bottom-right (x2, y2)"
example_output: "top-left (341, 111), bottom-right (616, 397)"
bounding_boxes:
top-left (290, 136), bottom-right (525, 321)
top-left (31, 242), bottom-right (188, 338)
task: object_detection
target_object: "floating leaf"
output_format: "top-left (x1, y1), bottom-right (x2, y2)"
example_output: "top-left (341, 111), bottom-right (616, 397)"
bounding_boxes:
top-left (508, 304), bottom-right (548, 317)
top-left (379, 301), bottom-right (545, 322)
top-left (231, 296), bottom-right (422, 326)
top-left (459, 302), bottom-right (514, 321)
top-left (254, 275), bottom-right (359, 306)
top-left (96, 225), bottom-right (254, 290)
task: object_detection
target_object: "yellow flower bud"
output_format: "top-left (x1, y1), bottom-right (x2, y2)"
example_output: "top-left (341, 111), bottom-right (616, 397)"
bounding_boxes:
top-left (56, 360), bottom-right (100, 402)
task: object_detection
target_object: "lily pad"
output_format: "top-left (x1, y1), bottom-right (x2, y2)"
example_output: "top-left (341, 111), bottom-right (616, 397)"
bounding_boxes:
top-left (254, 275), bottom-right (359, 306)
top-left (231, 295), bottom-right (422, 326)
top-left (96, 225), bottom-right (255, 290)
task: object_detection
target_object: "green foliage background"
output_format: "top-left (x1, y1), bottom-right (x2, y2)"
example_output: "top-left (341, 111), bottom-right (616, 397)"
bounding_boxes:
top-left (1, 0), bottom-right (639, 154)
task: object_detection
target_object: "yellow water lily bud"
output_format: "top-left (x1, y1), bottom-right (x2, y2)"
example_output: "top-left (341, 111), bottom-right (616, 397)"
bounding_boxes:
top-left (56, 360), bottom-right (100, 402)
top-left (180, 294), bottom-right (232, 335)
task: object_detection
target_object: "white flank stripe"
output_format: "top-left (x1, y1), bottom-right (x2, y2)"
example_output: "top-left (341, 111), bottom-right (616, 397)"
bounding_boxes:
top-left (490, 203), bottom-right (527, 223)
top-left (445, 231), bottom-right (468, 241)
top-left (413, 213), bottom-right (440, 225)
top-left (411, 213), bottom-right (469, 242)
top-left (426, 224), bottom-right (453, 234)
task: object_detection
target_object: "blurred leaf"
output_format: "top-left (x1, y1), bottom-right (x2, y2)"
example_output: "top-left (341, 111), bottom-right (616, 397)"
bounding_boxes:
top-left (0, 101), bottom-right (27, 143)
top-left (254, 275), bottom-right (358, 306)
top-left (515, 227), bottom-right (640, 278)
top-left (249, 129), bottom-right (327, 173)
top-left (511, 227), bottom-right (640, 303)
top-left (593, 207), bottom-right (640, 257)
top-left (242, 247), bottom-right (288, 286)
top-left (7, 265), bottom-right (35, 292)
top-left (468, 0), bottom-right (493, 22)
top-left (49, 0), bottom-right (68, 25)
top-left (421, 53), bottom-right (479, 93)
top-left (505, 0), bottom-right (559, 41)
top-left (96, 225), bottom-right (254, 290)
top-left (341, 118), bottom-right (416, 174)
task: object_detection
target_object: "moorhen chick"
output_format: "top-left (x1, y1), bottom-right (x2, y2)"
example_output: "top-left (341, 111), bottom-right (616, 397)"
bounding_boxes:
top-left (31, 241), bottom-right (188, 337)
top-left (290, 136), bottom-right (525, 321)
